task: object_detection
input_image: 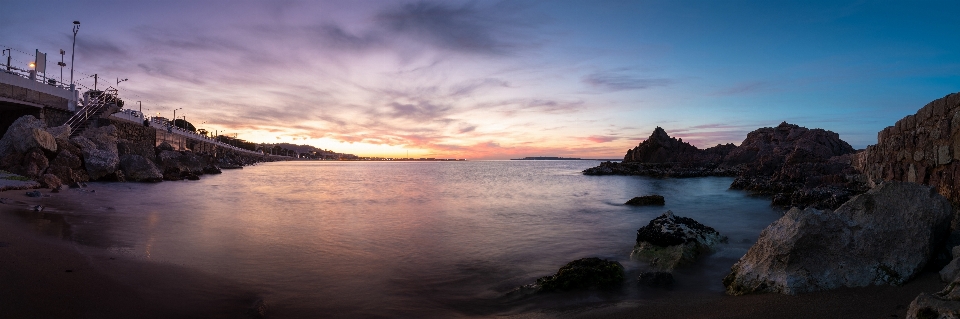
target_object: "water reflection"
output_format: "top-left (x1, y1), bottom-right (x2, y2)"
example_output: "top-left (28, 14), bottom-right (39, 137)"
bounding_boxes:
top-left (18, 161), bottom-right (783, 317)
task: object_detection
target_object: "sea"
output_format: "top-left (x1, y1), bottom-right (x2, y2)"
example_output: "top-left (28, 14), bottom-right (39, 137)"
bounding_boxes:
top-left (35, 160), bottom-right (784, 317)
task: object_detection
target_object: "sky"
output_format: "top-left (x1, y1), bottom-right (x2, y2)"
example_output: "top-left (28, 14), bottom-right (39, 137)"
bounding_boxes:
top-left (2, 1), bottom-right (959, 160)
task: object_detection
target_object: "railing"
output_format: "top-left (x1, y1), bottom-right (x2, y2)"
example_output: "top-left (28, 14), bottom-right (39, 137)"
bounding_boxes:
top-left (64, 86), bottom-right (119, 136)
top-left (108, 115), bottom-right (271, 157)
top-left (0, 45), bottom-right (73, 90)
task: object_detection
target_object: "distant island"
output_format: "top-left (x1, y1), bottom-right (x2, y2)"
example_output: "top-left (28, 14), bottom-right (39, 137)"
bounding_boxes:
top-left (511, 156), bottom-right (622, 161)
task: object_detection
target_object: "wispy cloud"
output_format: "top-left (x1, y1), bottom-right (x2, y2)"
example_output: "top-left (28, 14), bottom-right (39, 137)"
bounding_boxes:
top-left (582, 70), bottom-right (672, 92)
top-left (712, 81), bottom-right (773, 96)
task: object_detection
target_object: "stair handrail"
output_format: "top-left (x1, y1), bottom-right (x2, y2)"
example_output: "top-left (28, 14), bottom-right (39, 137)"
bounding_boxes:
top-left (65, 86), bottom-right (120, 136)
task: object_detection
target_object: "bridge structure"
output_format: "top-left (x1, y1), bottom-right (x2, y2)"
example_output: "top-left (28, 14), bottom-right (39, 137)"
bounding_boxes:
top-left (0, 45), bottom-right (273, 158)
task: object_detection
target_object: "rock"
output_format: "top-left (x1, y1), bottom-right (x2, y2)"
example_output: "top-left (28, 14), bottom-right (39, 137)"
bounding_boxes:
top-left (535, 257), bottom-right (624, 292)
top-left (39, 174), bottom-right (62, 189)
top-left (631, 211), bottom-right (726, 271)
top-left (45, 124), bottom-right (71, 140)
top-left (906, 293), bottom-right (960, 319)
top-left (583, 123), bottom-right (865, 209)
top-left (203, 165), bottom-right (222, 174)
top-left (19, 148), bottom-right (49, 178)
top-left (0, 115), bottom-right (57, 155)
top-left (157, 142), bottom-right (174, 151)
top-left (855, 92), bottom-right (960, 207)
top-left (25, 190), bottom-right (41, 197)
top-left (723, 182), bottom-right (952, 295)
top-left (119, 154), bottom-right (163, 182)
top-left (637, 272), bottom-right (674, 287)
top-left (184, 172), bottom-right (200, 180)
top-left (73, 126), bottom-right (120, 181)
top-left (625, 195), bottom-right (665, 206)
top-left (624, 127), bottom-right (736, 164)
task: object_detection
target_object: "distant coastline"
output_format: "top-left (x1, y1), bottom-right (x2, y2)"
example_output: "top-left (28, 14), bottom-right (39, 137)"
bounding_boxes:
top-left (510, 156), bottom-right (621, 161)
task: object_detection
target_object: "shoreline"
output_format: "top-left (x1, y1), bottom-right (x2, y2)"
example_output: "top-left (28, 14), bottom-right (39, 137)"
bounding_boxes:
top-left (0, 189), bottom-right (265, 319)
top-left (0, 184), bottom-right (946, 318)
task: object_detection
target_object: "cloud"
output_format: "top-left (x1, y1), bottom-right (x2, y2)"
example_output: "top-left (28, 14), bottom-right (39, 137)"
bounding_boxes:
top-left (374, 1), bottom-right (533, 56)
top-left (586, 135), bottom-right (619, 143)
top-left (713, 80), bottom-right (772, 96)
top-left (582, 71), bottom-right (672, 91)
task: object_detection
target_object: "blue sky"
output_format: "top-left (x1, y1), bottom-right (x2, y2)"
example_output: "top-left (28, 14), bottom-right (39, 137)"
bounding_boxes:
top-left (2, 1), bottom-right (959, 159)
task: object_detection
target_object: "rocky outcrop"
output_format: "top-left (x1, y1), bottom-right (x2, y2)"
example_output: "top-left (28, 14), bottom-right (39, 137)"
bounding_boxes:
top-left (534, 257), bottom-right (624, 292)
top-left (625, 195), bottom-right (665, 206)
top-left (723, 182), bottom-right (952, 295)
top-left (624, 127), bottom-right (737, 164)
top-left (631, 211), bottom-right (726, 271)
top-left (855, 92), bottom-right (960, 206)
top-left (584, 123), bottom-right (865, 209)
top-left (728, 122), bottom-right (863, 209)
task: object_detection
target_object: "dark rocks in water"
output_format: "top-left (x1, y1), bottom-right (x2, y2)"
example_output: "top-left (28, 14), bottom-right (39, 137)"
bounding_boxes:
top-left (637, 271), bottom-right (674, 287)
top-left (723, 182), bottom-right (952, 295)
top-left (25, 190), bottom-right (42, 197)
top-left (625, 195), bottom-right (665, 206)
top-left (632, 211), bottom-right (726, 271)
top-left (183, 173), bottom-right (200, 180)
top-left (584, 123), bottom-right (866, 209)
top-left (535, 257), bottom-right (624, 292)
top-left (203, 165), bottom-right (222, 174)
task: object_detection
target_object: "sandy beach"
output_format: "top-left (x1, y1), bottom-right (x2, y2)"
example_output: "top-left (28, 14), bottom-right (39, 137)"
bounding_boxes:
top-left (0, 186), bottom-right (947, 318)
top-left (0, 189), bottom-right (264, 319)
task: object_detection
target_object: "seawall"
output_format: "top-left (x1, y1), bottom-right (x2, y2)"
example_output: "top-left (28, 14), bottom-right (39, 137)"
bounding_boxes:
top-left (855, 92), bottom-right (960, 204)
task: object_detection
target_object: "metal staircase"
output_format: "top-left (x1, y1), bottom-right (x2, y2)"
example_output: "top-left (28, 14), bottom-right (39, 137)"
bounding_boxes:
top-left (65, 86), bottom-right (121, 137)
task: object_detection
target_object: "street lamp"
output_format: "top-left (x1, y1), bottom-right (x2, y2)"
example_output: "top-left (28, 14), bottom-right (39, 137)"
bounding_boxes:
top-left (172, 107), bottom-right (182, 129)
top-left (70, 21), bottom-right (79, 91)
top-left (116, 78), bottom-right (128, 85)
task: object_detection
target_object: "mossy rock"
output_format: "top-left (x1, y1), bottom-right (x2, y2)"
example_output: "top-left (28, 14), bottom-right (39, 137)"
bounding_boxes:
top-left (536, 257), bottom-right (624, 292)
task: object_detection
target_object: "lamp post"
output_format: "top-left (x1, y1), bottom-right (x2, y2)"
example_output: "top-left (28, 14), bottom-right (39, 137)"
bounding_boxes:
top-left (116, 78), bottom-right (128, 85)
top-left (70, 21), bottom-right (79, 91)
top-left (173, 107), bottom-right (182, 129)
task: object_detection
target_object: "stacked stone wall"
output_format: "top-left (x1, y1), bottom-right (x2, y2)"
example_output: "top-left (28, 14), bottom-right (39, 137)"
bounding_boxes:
top-left (97, 118), bottom-right (157, 160)
top-left (855, 92), bottom-right (960, 203)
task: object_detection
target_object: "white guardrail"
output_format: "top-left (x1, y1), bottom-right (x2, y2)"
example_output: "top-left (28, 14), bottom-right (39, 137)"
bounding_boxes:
top-left (109, 109), bottom-right (269, 156)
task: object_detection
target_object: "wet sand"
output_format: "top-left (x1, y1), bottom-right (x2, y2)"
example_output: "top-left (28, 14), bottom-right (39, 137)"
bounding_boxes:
top-left (0, 187), bottom-right (947, 318)
top-left (0, 189), bottom-right (264, 319)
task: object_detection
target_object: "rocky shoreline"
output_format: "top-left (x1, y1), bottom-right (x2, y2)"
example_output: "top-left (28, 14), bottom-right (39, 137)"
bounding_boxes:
top-left (578, 92), bottom-right (960, 318)
top-left (585, 122), bottom-right (867, 210)
top-left (0, 115), bottom-right (282, 189)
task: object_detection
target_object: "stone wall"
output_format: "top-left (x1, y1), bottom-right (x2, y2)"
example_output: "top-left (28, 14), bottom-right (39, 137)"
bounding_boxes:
top-left (855, 92), bottom-right (960, 203)
top-left (0, 81), bottom-right (69, 109)
top-left (97, 118), bottom-right (157, 160)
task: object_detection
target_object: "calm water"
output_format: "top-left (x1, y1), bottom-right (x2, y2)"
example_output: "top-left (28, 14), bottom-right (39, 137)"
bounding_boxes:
top-left (47, 161), bottom-right (782, 317)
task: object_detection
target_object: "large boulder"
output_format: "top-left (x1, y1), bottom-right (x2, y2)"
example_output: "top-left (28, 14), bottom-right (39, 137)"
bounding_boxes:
top-left (45, 124), bottom-right (71, 140)
top-left (0, 115), bottom-right (57, 155)
top-left (73, 125), bottom-right (119, 180)
top-left (119, 154), bottom-right (163, 182)
top-left (534, 257), bottom-right (624, 292)
top-left (723, 182), bottom-right (952, 295)
top-left (631, 211), bottom-right (726, 271)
